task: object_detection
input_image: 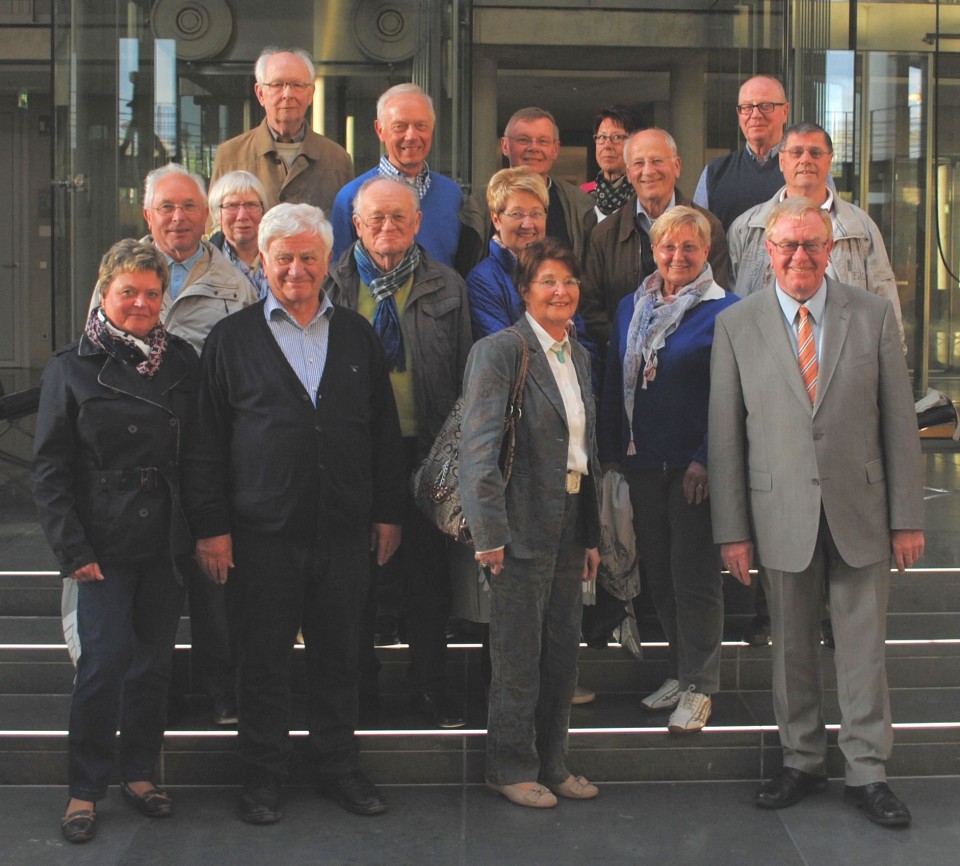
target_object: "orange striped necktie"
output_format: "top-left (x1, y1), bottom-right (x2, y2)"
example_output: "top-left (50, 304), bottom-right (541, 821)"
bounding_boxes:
top-left (796, 305), bottom-right (818, 404)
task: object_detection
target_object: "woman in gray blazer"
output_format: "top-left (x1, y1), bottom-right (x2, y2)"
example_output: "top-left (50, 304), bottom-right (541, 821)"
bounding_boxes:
top-left (460, 238), bottom-right (602, 809)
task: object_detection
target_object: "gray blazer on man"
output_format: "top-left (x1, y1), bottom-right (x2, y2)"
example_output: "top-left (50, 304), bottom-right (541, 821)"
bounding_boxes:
top-left (459, 315), bottom-right (601, 560)
top-left (708, 277), bottom-right (922, 573)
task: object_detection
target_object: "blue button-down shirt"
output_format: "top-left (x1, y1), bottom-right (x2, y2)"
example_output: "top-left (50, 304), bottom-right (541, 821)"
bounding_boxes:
top-left (264, 290), bottom-right (334, 406)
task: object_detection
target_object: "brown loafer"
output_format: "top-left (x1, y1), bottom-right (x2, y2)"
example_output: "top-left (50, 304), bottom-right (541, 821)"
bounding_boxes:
top-left (61, 806), bottom-right (96, 843)
top-left (121, 782), bottom-right (173, 817)
top-left (549, 775), bottom-right (599, 800)
top-left (487, 782), bottom-right (558, 809)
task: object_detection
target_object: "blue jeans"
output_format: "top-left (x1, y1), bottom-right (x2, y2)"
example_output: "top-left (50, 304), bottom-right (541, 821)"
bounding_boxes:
top-left (68, 557), bottom-right (184, 801)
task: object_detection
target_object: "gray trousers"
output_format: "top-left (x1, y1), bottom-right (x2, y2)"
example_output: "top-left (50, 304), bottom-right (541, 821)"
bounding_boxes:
top-left (765, 511), bottom-right (892, 785)
top-left (626, 466), bottom-right (723, 694)
top-left (486, 491), bottom-right (584, 786)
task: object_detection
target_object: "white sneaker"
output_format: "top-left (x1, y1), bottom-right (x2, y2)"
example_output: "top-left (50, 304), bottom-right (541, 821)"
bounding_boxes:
top-left (640, 678), bottom-right (681, 711)
top-left (667, 686), bottom-right (712, 733)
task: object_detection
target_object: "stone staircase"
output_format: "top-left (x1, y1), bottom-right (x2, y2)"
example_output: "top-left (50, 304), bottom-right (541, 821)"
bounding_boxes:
top-left (1, 568), bottom-right (958, 787)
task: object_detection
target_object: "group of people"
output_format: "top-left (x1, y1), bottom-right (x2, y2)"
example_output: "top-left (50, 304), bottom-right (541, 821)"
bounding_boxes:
top-left (29, 46), bottom-right (925, 844)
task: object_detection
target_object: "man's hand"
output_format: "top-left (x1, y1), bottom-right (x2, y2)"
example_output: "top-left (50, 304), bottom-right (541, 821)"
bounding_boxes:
top-left (196, 534), bottom-right (234, 585)
top-left (682, 460), bottom-right (709, 505)
top-left (370, 523), bottom-right (401, 566)
top-left (721, 540), bottom-right (754, 585)
top-left (475, 548), bottom-right (504, 575)
top-left (71, 562), bottom-right (105, 582)
top-left (891, 529), bottom-right (924, 572)
top-left (583, 547), bottom-right (600, 582)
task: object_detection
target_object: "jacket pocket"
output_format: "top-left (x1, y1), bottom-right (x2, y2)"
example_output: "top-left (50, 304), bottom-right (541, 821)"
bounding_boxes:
top-left (748, 470), bottom-right (773, 491)
top-left (865, 458), bottom-right (885, 484)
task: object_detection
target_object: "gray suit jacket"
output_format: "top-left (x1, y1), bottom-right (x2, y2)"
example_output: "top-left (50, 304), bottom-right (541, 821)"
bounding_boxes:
top-left (459, 315), bottom-right (601, 559)
top-left (709, 278), bottom-right (922, 573)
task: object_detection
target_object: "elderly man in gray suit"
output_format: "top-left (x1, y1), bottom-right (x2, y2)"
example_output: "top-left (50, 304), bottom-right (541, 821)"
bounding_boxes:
top-left (709, 197), bottom-right (924, 828)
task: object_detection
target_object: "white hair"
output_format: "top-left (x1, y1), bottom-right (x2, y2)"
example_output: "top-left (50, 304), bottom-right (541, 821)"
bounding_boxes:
top-left (208, 171), bottom-right (269, 227)
top-left (143, 163), bottom-right (206, 209)
top-left (258, 203), bottom-right (333, 256)
top-left (352, 176), bottom-right (420, 219)
top-left (376, 82), bottom-right (435, 125)
top-left (254, 47), bottom-right (315, 83)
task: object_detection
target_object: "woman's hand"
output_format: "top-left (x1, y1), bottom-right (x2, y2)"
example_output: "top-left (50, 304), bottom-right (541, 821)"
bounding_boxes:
top-left (475, 548), bottom-right (504, 575)
top-left (582, 547), bottom-right (600, 582)
top-left (682, 460), bottom-right (709, 505)
top-left (196, 534), bottom-right (234, 585)
top-left (71, 562), bottom-right (105, 582)
top-left (370, 523), bottom-right (402, 566)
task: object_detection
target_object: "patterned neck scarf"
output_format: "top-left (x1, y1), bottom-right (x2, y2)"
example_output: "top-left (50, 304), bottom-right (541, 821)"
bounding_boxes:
top-left (353, 240), bottom-right (421, 372)
top-left (593, 172), bottom-right (632, 216)
top-left (223, 238), bottom-right (271, 299)
top-left (85, 307), bottom-right (168, 378)
top-left (378, 154), bottom-right (432, 200)
top-left (622, 263), bottom-right (715, 455)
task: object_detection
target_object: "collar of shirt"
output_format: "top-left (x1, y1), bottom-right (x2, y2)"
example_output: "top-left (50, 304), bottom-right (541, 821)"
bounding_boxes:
top-left (746, 141), bottom-right (781, 165)
top-left (263, 286), bottom-right (333, 327)
top-left (165, 245), bottom-right (205, 299)
top-left (635, 191), bottom-right (677, 232)
top-left (778, 184), bottom-right (834, 213)
top-left (775, 279), bottom-right (827, 356)
top-left (377, 154), bottom-right (432, 199)
top-left (525, 311), bottom-right (569, 356)
top-left (165, 244), bottom-right (204, 274)
top-left (267, 122), bottom-right (307, 144)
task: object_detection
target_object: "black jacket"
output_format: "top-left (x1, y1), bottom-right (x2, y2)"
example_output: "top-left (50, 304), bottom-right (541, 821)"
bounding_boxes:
top-left (183, 301), bottom-right (406, 542)
top-left (31, 333), bottom-right (199, 576)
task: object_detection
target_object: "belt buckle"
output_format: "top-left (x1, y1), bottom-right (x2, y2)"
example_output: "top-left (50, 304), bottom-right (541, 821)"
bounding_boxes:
top-left (566, 471), bottom-right (581, 495)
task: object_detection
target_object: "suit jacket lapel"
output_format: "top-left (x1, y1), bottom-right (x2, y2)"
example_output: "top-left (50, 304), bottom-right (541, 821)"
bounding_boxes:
top-left (813, 277), bottom-right (850, 414)
top-left (756, 289), bottom-right (812, 412)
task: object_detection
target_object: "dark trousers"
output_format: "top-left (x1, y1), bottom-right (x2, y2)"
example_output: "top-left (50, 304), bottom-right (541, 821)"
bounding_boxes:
top-left (486, 491), bottom-right (584, 786)
top-left (361, 438), bottom-right (451, 694)
top-left (182, 556), bottom-right (235, 698)
top-left (625, 466), bottom-right (723, 694)
top-left (230, 530), bottom-right (368, 782)
top-left (68, 558), bottom-right (185, 801)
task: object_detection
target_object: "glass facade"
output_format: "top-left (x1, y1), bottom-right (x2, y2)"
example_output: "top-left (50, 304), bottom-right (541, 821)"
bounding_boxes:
top-left (36, 1), bottom-right (960, 397)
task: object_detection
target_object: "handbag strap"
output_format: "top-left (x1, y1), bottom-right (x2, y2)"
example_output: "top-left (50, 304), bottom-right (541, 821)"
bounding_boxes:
top-left (499, 326), bottom-right (531, 485)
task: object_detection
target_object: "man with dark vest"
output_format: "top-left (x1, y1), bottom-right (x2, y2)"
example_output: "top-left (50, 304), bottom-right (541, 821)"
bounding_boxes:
top-left (693, 75), bottom-right (789, 231)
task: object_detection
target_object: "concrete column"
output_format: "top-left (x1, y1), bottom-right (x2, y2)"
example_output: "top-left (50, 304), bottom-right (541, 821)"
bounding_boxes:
top-left (470, 51), bottom-right (500, 196)
top-left (669, 57), bottom-right (707, 201)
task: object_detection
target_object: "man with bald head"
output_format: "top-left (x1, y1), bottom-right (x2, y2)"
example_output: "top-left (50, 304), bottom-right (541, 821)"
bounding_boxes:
top-left (211, 46), bottom-right (353, 214)
top-left (326, 176), bottom-right (472, 729)
top-left (580, 128), bottom-right (729, 348)
top-left (694, 75), bottom-right (790, 231)
top-left (330, 83), bottom-right (463, 266)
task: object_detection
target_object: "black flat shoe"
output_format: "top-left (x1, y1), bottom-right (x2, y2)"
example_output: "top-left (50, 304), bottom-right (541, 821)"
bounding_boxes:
top-left (121, 782), bottom-right (173, 817)
top-left (239, 778), bottom-right (282, 825)
top-left (756, 767), bottom-right (828, 809)
top-left (844, 781), bottom-right (911, 827)
top-left (411, 691), bottom-right (465, 729)
top-left (61, 805), bottom-right (96, 843)
top-left (318, 770), bottom-right (387, 816)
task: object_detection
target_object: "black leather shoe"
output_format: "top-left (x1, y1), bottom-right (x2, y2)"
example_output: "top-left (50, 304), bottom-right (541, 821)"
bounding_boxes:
top-left (374, 615), bottom-right (400, 646)
top-left (121, 782), bottom-right (173, 817)
top-left (844, 782), bottom-right (911, 827)
top-left (212, 693), bottom-right (238, 726)
top-left (61, 805), bottom-right (96, 843)
top-left (411, 692), bottom-right (465, 729)
top-left (756, 767), bottom-right (828, 809)
top-left (742, 615), bottom-right (771, 646)
top-left (318, 770), bottom-right (387, 816)
top-left (239, 777), bottom-right (282, 825)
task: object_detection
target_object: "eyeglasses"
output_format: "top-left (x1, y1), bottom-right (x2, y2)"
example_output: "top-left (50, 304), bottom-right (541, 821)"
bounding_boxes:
top-left (735, 101), bottom-right (787, 116)
top-left (220, 201), bottom-right (264, 214)
top-left (507, 136), bottom-right (556, 149)
top-left (769, 240), bottom-right (829, 255)
top-left (153, 202), bottom-right (202, 216)
top-left (500, 209), bottom-right (546, 221)
top-left (362, 213), bottom-right (413, 229)
top-left (260, 81), bottom-right (312, 93)
top-left (532, 278), bottom-right (581, 290)
top-left (593, 133), bottom-right (628, 145)
top-left (657, 243), bottom-right (703, 255)
top-left (781, 146), bottom-right (832, 160)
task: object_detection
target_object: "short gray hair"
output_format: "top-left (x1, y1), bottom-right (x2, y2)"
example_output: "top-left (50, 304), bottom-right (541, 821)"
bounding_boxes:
top-left (503, 107), bottom-right (560, 140)
top-left (254, 47), bottom-right (315, 83)
top-left (258, 203), bottom-right (333, 256)
top-left (143, 163), bottom-right (206, 210)
top-left (352, 177), bottom-right (420, 219)
top-left (376, 82), bottom-right (435, 125)
top-left (624, 127), bottom-right (678, 158)
top-left (208, 171), bottom-right (269, 227)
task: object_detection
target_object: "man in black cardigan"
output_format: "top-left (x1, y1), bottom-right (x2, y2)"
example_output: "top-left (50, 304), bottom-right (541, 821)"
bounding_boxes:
top-left (184, 203), bottom-right (405, 826)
